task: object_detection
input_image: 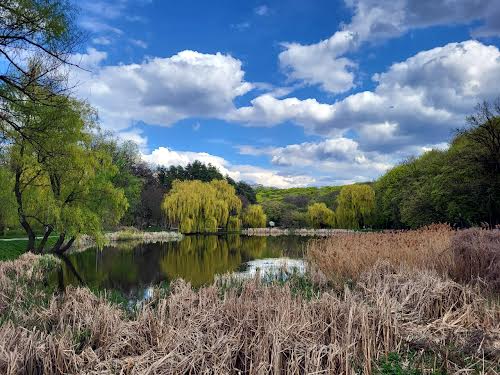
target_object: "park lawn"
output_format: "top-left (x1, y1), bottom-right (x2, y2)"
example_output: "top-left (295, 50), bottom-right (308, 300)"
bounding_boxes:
top-left (0, 237), bottom-right (58, 261)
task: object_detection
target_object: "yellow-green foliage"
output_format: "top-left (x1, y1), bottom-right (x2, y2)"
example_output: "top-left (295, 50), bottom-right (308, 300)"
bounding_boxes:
top-left (242, 205), bottom-right (267, 228)
top-left (162, 180), bottom-right (242, 233)
top-left (307, 203), bottom-right (335, 228)
top-left (227, 217), bottom-right (241, 232)
top-left (335, 184), bottom-right (375, 229)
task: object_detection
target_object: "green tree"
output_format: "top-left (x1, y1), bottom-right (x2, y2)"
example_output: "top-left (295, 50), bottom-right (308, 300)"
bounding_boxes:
top-left (373, 99), bottom-right (500, 229)
top-left (157, 161), bottom-right (224, 190)
top-left (1, 0), bottom-right (80, 140)
top-left (5, 92), bottom-right (127, 253)
top-left (307, 203), bottom-right (335, 229)
top-left (335, 184), bottom-right (375, 229)
top-left (162, 179), bottom-right (242, 233)
top-left (242, 205), bottom-right (267, 228)
top-left (261, 200), bottom-right (287, 226)
top-left (104, 140), bottom-right (144, 226)
top-left (0, 163), bottom-right (17, 235)
top-left (461, 100), bottom-right (500, 226)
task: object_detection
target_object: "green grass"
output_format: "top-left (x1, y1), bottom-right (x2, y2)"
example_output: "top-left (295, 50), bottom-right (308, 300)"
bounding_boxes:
top-left (0, 229), bottom-right (30, 239)
top-left (0, 237), bottom-right (58, 261)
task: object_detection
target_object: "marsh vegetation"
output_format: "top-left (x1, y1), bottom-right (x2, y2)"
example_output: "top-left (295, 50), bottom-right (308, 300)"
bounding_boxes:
top-left (0, 227), bottom-right (499, 374)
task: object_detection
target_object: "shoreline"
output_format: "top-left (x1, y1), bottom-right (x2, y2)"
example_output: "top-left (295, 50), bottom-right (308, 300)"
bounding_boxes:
top-left (73, 230), bottom-right (183, 252)
top-left (241, 228), bottom-right (352, 236)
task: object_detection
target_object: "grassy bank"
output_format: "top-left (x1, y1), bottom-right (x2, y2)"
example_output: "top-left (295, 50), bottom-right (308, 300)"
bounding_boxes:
top-left (0, 237), bottom-right (58, 261)
top-left (0, 228), bottom-right (499, 374)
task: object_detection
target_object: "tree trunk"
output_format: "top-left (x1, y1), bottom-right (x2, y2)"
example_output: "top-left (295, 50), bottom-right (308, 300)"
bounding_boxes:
top-left (37, 226), bottom-right (53, 253)
top-left (58, 236), bottom-right (76, 254)
top-left (14, 166), bottom-right (36, 252)
top-left (51, 233), bottom-right (76, 254)
top-left (51, 233), bottom-right (66, 253)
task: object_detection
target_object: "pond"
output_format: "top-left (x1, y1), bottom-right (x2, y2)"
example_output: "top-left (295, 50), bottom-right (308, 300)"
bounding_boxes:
top-left (60, 235), bottom-right (309, 301)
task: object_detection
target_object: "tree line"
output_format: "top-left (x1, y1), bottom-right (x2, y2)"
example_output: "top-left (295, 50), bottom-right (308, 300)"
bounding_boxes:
top-left (374, 100), bottom-right (500, 229)
top-left (1, 0), bottom-right (498, 255)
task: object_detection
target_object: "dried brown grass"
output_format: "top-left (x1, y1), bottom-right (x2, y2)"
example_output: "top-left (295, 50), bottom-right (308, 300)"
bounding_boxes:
top-left (450, 228), bottom-right (500, 293)
top-left (307, 225), bottom-right (500, 294)
top-left (307, 224), bottom-right (454, 283)
top-left (0, 252), bottom-right (499, 374)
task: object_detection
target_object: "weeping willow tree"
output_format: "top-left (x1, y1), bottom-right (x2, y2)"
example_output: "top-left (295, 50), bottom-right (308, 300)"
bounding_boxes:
top-left (307, 203), bottom-right (335, 229)
top-left (335, 184), bottom-right (375, 229)
top-left (162, 180), bottom-right (242, 233)
top-left (242, 204), bottom-right (267, 228)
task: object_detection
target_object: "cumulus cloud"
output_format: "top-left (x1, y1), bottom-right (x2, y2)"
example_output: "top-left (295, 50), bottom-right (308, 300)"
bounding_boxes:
top-left (345, 0), bottom-right (500, 40)
top-left (72, 49), bottom-right (253, 131)
top-left (141, 147), bottom-right (315, 188)
top-left (239, 138), bottom-right (393, 182)
top-left (279, 31), bottom-right (358, 93)
top-left (235, 40), bottom-right (500, 153)
top-left (279, 0), bottom-right (500, 93)
top-left (117, 128), bottom-right (148, 148)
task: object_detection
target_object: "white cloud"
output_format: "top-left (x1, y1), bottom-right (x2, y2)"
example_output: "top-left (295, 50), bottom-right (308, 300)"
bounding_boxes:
top-left (72, 49), bottom-right (253, 131)
top-left (279, 0), bottom-right (500, 93)
top-left (79, 0), bottom-right (127, 20)
top-left (79, 18), bottom-right (123, 34)
top-left (228, 94), bottom-right (337, 128)
top-left (92, 36), bottom-right (112, 46)
top-left (279, 31), bottom-right (358, 93)
top-left (240, 138), bottom-right (393, 182)
top-left (233, 41), bottom-right (500, 153)
top-left (254, 5), bottom-right (270, 16)
top-left (130, 39), bottom-right (148, 49)
top-left (117, 128), bottom-right (148, 148)
top-left (141, 147), bottom-right (315, 188)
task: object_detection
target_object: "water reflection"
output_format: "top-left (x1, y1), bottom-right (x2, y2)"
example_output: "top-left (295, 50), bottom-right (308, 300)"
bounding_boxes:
top-left (236, 258), bottom-right (306, 278)
top-left (62, 235), bottom-right (307, 298)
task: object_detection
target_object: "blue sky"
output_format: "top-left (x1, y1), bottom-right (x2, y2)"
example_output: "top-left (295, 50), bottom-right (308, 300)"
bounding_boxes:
top-left (71, 0), bottom-right (500, 187)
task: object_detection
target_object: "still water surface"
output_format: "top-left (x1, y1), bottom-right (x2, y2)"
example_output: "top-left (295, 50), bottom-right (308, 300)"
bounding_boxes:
top-left (61, 235), bottom-right (308, 300)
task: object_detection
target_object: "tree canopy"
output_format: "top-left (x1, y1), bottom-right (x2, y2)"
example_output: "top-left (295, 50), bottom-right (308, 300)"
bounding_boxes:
top-left (162, 179), bottom-right (242, 233)
top-left (242, 205), bottom-right (267, 228)
top-left (1, 0), bottom-right (80, 146)
top-left (307, 203), bottom-right (335, 229)
top-left (2, 86), bottom-right (128, 252)
top-left (374, 99), bottom-right (500, 229)
top-left (336, 184), bottom-right (375, 229)
top-left (157, 161), bottom-right (224, 190)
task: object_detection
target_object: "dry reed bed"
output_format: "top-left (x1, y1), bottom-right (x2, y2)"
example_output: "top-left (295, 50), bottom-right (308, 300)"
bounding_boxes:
top-left (0, 252), bottom-right (499, 374)
top-left (307, 225), bottom-right (500, 292)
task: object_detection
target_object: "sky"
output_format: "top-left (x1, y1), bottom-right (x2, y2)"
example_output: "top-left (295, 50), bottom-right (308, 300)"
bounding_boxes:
top-left (70, 0), bottom-right (500, 188)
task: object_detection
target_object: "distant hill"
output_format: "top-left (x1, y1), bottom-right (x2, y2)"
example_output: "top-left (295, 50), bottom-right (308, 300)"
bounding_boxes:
top-left (256, 186), bottom-right (343, 205)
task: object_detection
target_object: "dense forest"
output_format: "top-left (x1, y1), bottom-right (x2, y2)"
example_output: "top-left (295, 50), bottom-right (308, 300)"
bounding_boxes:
top-left (374, 101), bottom-right (500, 229)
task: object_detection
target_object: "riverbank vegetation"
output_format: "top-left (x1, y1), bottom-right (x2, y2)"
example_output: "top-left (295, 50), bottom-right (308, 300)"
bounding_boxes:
top-left (0, 228), bottom-right (498, 374)
top-left (308, 225), bottom-right (500, 293)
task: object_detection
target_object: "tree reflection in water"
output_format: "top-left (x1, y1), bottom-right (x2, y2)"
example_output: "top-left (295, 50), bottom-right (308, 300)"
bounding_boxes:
top-left (61, 235), bottom-right (308, 298)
